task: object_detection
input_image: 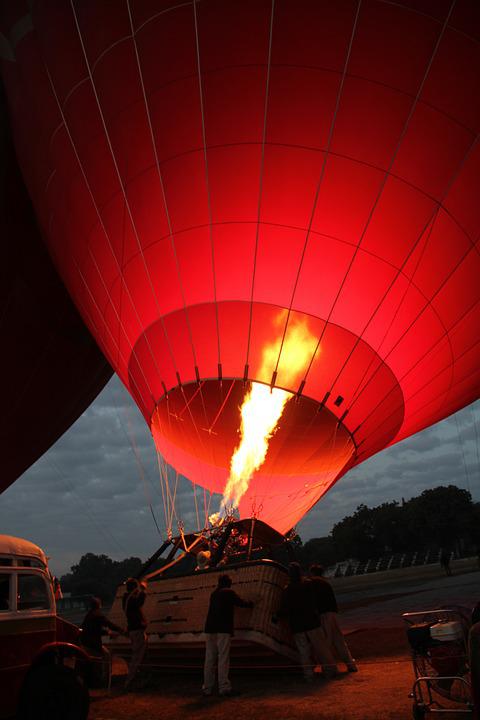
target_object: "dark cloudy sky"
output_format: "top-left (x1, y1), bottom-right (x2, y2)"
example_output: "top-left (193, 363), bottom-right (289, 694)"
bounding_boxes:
top-left (0, 375), bottom-right (478, 578)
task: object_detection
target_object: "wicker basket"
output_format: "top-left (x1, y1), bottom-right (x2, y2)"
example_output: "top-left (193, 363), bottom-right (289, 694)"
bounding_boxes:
top-left (108, 560), bottom-right (299, 669)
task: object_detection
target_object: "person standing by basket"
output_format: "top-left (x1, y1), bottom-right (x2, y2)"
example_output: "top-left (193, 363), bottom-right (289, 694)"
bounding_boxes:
top-left (202, 574), bottom-right (254, 697)
top-left (122, 578), bottom-right (148, 690)
top-left (440, 548), bottom-right (452, 576)
top-left (278, 562), bottom-right (337, 681)
top-left (309, 564), bottom-right (357, 673)
top-left (81, 596), bottom-right (125, 655)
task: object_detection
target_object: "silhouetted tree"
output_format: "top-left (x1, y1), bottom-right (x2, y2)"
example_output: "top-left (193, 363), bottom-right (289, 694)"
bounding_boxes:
top-left (403, 485), bottom-right (474, 550)
top-left (61, 553), bottom-right (142, 601)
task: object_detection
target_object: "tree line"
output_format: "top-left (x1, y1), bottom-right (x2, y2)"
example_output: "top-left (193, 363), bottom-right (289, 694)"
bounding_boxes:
top-left (60, 485), bottom-right (479, 601)
top-left (297, 485), bottom-right (480, 568)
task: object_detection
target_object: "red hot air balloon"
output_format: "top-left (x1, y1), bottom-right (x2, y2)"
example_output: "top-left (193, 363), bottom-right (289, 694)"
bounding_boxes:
top-left (1, 0), bottom-right (479, 534)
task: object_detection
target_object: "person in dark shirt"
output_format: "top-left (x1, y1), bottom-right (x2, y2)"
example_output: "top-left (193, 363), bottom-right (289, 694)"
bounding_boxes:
top-left (309, 564), bottom-right (357, 672)
top-left (80, 597), bottom-right (124, 655)
top-left (278, 563), bottom-right (336, 680)
top-left (440, 549), bottom-right (452, 576)
top-left (203, 574), bottom-right (253, 696)
top-left (122, 578), bottom-right (148, 689)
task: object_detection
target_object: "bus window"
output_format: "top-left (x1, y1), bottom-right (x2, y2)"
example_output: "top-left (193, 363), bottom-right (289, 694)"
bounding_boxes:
top-left (17, 574), bottom-right (50, 611)
top-left (18, 558), bottom-right (44, 568)
top-left (0, 574), bottom-right (10, 610)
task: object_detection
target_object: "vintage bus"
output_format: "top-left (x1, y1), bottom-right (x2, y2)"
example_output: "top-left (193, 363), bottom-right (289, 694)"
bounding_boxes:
top-left (0, 535), bottom-right (93, 719)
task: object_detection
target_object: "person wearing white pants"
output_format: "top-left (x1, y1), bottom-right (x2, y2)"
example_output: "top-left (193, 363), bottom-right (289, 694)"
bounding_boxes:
top-left (203, 632), bottom-right (232, 695)
top-left (202, 574), bottom-right (254, 696)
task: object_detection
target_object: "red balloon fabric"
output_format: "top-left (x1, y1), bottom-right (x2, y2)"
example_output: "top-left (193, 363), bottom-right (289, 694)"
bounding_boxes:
top-left (0, 88), bottom-right (112, 493)
top-left (1, 0), bottom-right (479, 532)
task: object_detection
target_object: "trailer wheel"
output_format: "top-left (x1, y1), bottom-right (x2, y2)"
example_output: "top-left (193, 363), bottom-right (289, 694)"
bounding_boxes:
top-left (19, 664), bottom-right (89, 720)
top-left (412, 702), bottom-right (426, 720)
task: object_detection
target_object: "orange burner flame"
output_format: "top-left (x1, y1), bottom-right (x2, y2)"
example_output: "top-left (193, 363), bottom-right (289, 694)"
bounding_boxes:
top-left (214, 315), bottom-right (318, 518)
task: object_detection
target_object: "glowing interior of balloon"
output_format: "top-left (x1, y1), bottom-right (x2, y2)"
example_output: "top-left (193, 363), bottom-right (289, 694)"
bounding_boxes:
top-left (151, 313), bottom-right (357, 533)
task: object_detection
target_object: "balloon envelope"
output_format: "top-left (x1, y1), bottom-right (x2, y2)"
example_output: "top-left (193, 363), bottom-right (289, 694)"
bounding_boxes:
top-left (0, 88), bottom-right (112, 493)
top-left (1, 0), bottom-right (479, 531)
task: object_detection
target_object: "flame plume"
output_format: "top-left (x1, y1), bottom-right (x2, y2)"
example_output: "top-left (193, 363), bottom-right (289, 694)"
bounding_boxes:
top-left (216, 315), bottom-right (317, 518)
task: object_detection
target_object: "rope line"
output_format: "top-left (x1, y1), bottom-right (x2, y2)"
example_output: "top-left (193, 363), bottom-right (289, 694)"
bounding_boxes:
top-left (192, 0), bottom-right (221, 366)
top-left (46, 456), bottom-right (128, 557)
top-left (156, 451), bottom-right (170, 536)
top-left (113, 392), bottom-right (163, 536)
top-left (470, 402), bottom-right (480, 488)
top-left (245, 0), bottom-right (276, 371)
top-left (455, 413), bottom-right (472, 493)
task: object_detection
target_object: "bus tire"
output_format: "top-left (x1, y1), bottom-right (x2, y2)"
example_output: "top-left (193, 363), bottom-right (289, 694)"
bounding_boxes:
top-left (19, 663), bottom-right (89, 720)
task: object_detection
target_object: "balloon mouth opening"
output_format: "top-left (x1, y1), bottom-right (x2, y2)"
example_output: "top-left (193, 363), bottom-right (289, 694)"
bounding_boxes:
top-left (150, 378), bottom-right (356, 498)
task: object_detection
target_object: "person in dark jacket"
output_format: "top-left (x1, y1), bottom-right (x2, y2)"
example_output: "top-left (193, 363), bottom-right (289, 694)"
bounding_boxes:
top-left (80, 596), bottom-right (124, 654)
top-left (309, 564), bottom-right (357, 672)
top-left (122, 578), bottom-right (148, 688)
top-left (203, 574), bottom-right (253, 696)
top-left (278, 563), bottom-right (336, 680)
top-left (440, 549), bottom-right (452, 576)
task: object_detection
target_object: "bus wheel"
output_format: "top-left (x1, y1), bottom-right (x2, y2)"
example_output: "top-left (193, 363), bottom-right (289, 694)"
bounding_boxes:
top-left (19, 664), bottom-right (89, 720)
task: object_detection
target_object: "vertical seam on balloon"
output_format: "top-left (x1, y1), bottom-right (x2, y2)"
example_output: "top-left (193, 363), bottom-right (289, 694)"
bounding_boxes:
top-left (71, 254), bottom-right (153, 412)
top-left (41, 75), bottom-right (158, 414)
top-left (191, 0), bottom-right (225, 487)
top-left (135, 1), bottom-right (192, 35)
top-left (126, 0), bottom-right (200, 372)
top-left (355, 291), bottom-right (480, 444)
top-left (300, 0), bottom-right (458, 390)
top-left (272, 0), bottom-right (363, 380)
top-left (130, 0), bottom-right (217, 524)
top-left (129, 0), bottom-right (215, 523)
top-left (364, 352), bottom-right (480, 460)
top-left (41, 42), bottom-right (163, 410)
top-left (346, 220), bottom-right (474, 412)
top-left (69, 0), bottom-right (177, 394)
top-left (339, 132), bottom-right (479, 418)
top-left (260, 0), bottom-right (361, 518)
top-left (40, 63), bottom-right (158, 410)
top-left (245, 0), bottom-right (276, 371)
top-left (45, 206), bottom-right (148, 411)
top-left (346, 218), bottom-right (438, 409)
top-left (117, 161), bottom-right (129, 371)
top-left (192, 0), bottom-right (221, 368)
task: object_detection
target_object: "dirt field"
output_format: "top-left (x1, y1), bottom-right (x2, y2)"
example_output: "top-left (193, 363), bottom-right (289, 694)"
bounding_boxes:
top-left (89, 560), bottom-right (479, 720)
top-left (90, 629), bottom-right (413, 720)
